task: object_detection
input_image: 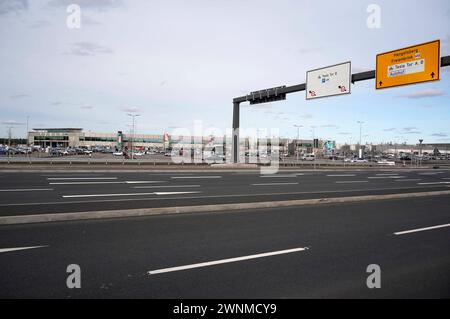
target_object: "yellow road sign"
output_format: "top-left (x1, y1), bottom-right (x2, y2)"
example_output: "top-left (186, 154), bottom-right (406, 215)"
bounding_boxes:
top-left (376, 40), bottom-right (440, 89)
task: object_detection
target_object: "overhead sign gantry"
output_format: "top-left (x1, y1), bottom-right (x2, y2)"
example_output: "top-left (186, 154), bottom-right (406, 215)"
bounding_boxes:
top-left (231, 41), bottom-right (450, 164)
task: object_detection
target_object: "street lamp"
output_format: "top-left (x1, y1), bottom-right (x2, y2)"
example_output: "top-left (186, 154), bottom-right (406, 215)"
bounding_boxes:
top-left (357, 121), bottom-right (364, 159)
top-left (294, 125), bottom-right (303, 161)
top-left (127, 113), bottom-right (140, 160)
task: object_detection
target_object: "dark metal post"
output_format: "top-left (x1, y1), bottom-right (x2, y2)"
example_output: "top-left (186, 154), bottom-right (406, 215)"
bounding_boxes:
top-left (232, 101), bottom-right (240, 163)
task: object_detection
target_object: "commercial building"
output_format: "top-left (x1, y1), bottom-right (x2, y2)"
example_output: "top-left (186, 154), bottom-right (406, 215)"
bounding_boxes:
top-left (28, 128), bottom-right (331, 156)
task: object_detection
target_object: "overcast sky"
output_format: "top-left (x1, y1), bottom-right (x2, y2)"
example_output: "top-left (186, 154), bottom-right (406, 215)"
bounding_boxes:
top-left (1, 0), bottom-right (449, 144)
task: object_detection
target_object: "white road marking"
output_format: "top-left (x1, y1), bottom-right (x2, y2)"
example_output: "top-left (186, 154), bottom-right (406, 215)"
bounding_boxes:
top-left (417, 182), bottom-right (450, 185)
top-left (418, 172), bottom-right (444, 175)
top-left (395, 179), bottom-right (422, 182)
top-left (260, 175), bottom-right (298, 178)
top-left (63, 191), bottom-right (200, 198)
top-left (251, 183), bottom-right (299, 186)
top-left (134, 185), bottom-right (200, 189)
top-left (0, 188), bottom-right (54, 192)
top-left (326, 174), bottom-right (356, 177)
top-left (47, 177), bottom-right (117, 180)
top-left (0, 245), bottom-right (48, 254)
top-left (50, 181), bottom-right (165, 185)
top-left (394, 223), bottom-right (450, 236)
top-left (154, 191), bottom-right (201, 196)
top-left (375, 173), bottom-right (399, 176)
top-left (368, 176), bottom-right (405, 179)
top-left (125, 181), bottom-right (166, 184)
top-left (335, 181), bottom-right (368, 184)
top-left (171, 176), bottom-right (222, 179)
top-left (148, 247), bottom-right (308, 275)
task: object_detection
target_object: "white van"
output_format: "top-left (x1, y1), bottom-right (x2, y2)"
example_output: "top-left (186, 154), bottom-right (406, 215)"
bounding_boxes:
top-left (301, 154), bottom-right (315, 161)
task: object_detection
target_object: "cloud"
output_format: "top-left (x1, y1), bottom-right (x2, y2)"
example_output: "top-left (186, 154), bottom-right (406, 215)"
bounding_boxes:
top-left (298, 47), bottom-right (321, 55)
top-left (0, 0), bottom-right (28, 15)
top-left (338, 132), bottom-right (351, 135)
top-left (397, 89), bottom-right (446, 99)
top-left (10, 94), bottom-right (29, 99)
top-left (83, 16), bottom-right (102, 26)
top-left (320, 124), bottom-right (339, 128)
top-left (47, 0), bottom-right (123, 12)
top-left (430, 133), bottom-right (448, 137)
top-left (383, 128), bottom-right (396, 132)
top-left (80, 105), bottom-right (94, 110)
top-left (402, 127), bottom-right (417, 132)
top-left (28, 20), bottom-right (51, 28)
top-left (121, 106), bottom-right (140, 114)
top-left (64, 42), bottom-right (113, 56)
top-left (2, 120), bottom-right (24, 125)
top-left (50, 101), bottom-right (61, 106)
top-left (299, 113), bottom-right (313, 119)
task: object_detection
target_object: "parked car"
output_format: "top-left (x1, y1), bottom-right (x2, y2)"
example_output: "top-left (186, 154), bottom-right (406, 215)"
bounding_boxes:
top-left (301, 154), bottom-right (315, 161)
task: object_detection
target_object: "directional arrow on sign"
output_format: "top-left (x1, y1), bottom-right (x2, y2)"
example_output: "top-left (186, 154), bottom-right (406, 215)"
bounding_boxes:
top-left (379, 81), bottom-right (383, 87)
top-left (431, 72), bottom-right (435, 78)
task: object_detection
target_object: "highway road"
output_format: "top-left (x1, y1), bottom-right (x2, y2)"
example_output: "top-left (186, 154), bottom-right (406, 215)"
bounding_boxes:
top-left (0, 195), bottom-right (449, 298)
top-left (0, 169), bottom-right (450, 216)
top-left (0, 168), bottom-right (449, 298)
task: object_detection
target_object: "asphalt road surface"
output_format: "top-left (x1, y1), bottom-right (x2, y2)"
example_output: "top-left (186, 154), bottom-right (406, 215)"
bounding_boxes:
top-left (0, 169), bottom-right (449, 298)
top-left (0, 169), bottom-right (450, 216)
top-left (0, 195), bottom-right (449, 298)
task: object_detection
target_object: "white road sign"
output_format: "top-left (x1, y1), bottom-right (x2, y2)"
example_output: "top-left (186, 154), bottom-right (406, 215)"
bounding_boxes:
top-left (306, 62), bottom-right (351, 100)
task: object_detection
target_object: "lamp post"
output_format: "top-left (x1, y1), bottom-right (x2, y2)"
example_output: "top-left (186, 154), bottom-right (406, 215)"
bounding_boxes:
top-left (357, 121), bottom-right (364, 159)
top-left (294, 125), bottom-right (303, 162)
top-left (127, 113), bottom-right (140, 160)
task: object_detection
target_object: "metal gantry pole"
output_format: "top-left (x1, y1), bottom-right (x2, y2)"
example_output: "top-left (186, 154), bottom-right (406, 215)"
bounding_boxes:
top-left (232, 102), bottom-right (240, 163)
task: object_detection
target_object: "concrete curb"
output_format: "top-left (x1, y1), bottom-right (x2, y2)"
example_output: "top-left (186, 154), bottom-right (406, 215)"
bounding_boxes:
top-left (1, 190), bottom-right (450, 225)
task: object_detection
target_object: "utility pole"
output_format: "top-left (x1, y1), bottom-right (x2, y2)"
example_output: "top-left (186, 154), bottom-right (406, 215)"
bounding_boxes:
top-left (294, 125), bottom-right (302, 162)
top-left (26, 116), bottom-right (29, 146)
top-left (127, 113), bottom-right (140, 160)
top-left (357, 121), bottom-right (364, 159)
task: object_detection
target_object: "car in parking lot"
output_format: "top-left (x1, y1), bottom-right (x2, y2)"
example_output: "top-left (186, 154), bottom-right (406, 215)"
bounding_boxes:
top-left (301, 154), bottom-right (315, 161)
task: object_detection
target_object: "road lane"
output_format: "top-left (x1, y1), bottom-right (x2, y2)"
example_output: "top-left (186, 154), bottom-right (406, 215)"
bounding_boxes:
top-left (0, 170), bottom-right (449, 216)
top-left (0, 195), bottom-right (448, 298)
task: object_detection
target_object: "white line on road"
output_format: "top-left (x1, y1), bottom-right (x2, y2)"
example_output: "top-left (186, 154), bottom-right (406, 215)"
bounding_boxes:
top-left (375, 173), bottom-right (398, 176)
top-left (47, 177), bottom-right (117, 180)
top-left (395, 179), bottom-right (422, 182)
top-left (148, 247), bottom-right (308, 275)
top-left (0, 245), bottom-right (48, 254)
top-left (368, 176), bottom-right (405, 179)
top-left (50, 181), bottom-right (165, 185)
top-left (0, 188), bottom-right (54, 192)
top-left (251, 183), bottom-right (299, 186)
top-left (260, 175), bottom-right (298, 178)
top-left (134, 185), bottom-right (200, 189)
top-left (154, 191), bottom-right (201, 196)
top-left (326, 174), bottom-right (356, 177)
top-left (417, 182), bottom-right (450, 185)
top-left (62, 191), bottom-right (200, 198)
top-left (418, 172), bottom-right (444, 175)
top-left (125, 181), bottom-right (166, 184)
top-left (335, 181), bottom-right (368, 184)
top-left (394, 223), bottom-right (450, 235)
top-left (171, 176), bottom-right (222, 179)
